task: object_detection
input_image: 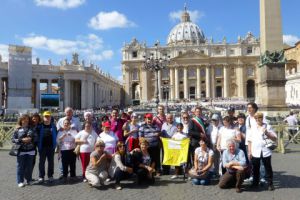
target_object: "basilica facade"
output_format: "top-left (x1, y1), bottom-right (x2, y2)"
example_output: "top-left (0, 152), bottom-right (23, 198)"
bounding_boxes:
top-left (122, 8), bottom-right (260, 105)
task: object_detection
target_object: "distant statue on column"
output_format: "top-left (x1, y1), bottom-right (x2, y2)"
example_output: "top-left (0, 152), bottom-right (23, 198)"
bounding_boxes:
top-left (72, 52), bottom-right (79, 65)
top-left (48, 59), bottom-right (52, 65)
top-left (36, 57), bottom-right (40, 65)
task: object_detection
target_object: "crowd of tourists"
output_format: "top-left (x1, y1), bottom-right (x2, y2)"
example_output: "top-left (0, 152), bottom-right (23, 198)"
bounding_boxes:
top-left (11, 102), bottom-right (289, 192)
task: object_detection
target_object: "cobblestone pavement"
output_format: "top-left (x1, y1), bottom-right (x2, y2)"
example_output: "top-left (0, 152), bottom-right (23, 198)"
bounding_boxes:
top-left (0, 146), bottom-right (299, 200)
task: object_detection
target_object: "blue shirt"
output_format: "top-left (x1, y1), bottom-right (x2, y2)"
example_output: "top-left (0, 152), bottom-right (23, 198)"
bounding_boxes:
top-left (222, 148), bottom-right (246, 173)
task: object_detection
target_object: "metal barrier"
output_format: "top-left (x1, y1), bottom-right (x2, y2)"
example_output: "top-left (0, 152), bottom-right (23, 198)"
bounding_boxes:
top-left (0, 122), bottom-right (299, 153)
top-left (273, 124), bottom-right (300, 153)
top-left (0, 122), bottom-right (16, 148)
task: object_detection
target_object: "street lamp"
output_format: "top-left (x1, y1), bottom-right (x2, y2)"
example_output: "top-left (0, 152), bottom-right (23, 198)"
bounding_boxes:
top-left (161, 85), bottom-right (170, 113)
top-left (143, 41), bottom-right (170, 107)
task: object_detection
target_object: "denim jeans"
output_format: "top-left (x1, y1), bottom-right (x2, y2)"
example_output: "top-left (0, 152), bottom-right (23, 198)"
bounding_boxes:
top-left (192, 171), bottom-right (212, 185)
top-left (17, 154), bottom-right (34, 184)
top-left (39, 147), bottom-right (55, 178)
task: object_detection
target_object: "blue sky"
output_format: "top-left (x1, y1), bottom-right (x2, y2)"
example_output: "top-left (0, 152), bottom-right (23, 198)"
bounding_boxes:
top-left (0, 0), bottom-right (299, 82)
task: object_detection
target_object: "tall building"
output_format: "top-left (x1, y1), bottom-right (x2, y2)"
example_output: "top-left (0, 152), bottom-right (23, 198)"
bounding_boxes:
top-left (122, 7), bottom-right (260, 105)
top-left (285, 41), bottom-right (300, 105)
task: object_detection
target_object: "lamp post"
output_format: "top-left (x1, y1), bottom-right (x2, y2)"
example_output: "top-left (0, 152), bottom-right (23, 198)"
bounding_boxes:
top-left (143, 42), bottom-right (170, 107)
top-left (161, 85), bottom-right (170, 113)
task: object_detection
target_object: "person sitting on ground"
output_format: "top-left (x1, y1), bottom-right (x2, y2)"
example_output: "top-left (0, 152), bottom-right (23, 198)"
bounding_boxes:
top-left (170, 123), bottom-right (188, 179)
top-left (218, 139), bottom-right (246, 193)
top-left (85, 140), bottom-right (112, 187)
top-left (108, 141), bottom-right (134, 190)
top-left (189, 139), bottom-right (214, 185)
top-left (131, 139), bottom-right (155, 185)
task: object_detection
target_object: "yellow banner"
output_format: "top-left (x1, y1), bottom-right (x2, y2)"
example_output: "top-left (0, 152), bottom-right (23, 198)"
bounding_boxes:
top-left (161, 137), bottom-right (190, 166)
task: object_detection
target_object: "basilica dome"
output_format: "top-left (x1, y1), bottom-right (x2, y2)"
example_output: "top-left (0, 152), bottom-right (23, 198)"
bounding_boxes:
top-left (167, 8), bottom-right (205, 46)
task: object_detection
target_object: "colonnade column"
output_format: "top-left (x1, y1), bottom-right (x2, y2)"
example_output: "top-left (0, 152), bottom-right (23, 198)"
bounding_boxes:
top-left (223, 65), bottom-right (229, 98)
top-left (196, 67), bottom-right (201, 99)
top-left (174, 68), bottom-right (179, 99)
top-left (64, 79), bottom-right (70, 108)
top-left (47, 79), bottom-right (52, 93)
top-left (236, 64), bottom-right (245, 98)
top-left (35, 78), bottom-right (40, 109)
top-left (211, 67), bottom-right (215, 98)
top-left (81, 79), bottom-right (87, 109)
top-left (183, 67), bottom-right (188, 99)
top-left (87, 80), bottom-right (94, 108)
top-left (141, 69), bottom-right (148, 102)
top-left (205, 66), bottom-right (211, 98)
top-left (169, 68), bottom-right (174, 100)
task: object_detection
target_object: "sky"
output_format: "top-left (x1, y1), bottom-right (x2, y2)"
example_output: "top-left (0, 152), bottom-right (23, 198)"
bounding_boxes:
top-left (0, 0), bottom-right (299, 82)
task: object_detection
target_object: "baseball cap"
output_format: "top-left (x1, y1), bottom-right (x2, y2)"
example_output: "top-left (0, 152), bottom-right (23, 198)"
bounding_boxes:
top-left (144, 113), bottom-right (153, 119)
top-left (211, 114), bottom-right (219, 121)
top-left (102, 121), bottom-right (111, 128)
top-left (127, 108), bottom-right (133, 112)
top-left (43, 111), bottom-right (52, 117)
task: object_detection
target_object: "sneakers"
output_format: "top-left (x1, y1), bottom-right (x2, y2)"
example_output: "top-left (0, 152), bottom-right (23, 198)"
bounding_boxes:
top-left (38, 178), bottom-right (44, 183)
top-left (83, 178), bottom-right (88, 183)
top-left (170, 175), bottom-right (178, 179)
top-left (244, 176), bottom-right (253, 183)
top-left (18, 183), bottom-right (25, 188)
top-left (115, 184), bottom-right (122, 190)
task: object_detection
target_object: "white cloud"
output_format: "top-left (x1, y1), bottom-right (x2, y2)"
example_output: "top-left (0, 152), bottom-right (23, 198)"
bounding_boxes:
top-left (88, 11), bottom-right (136, 30)
top-left (169, 10), bottom-right (205, 23)
top-left (34, 0), bottom-right (85, 9)
top-left (0, 44), bottom-right (9, 62)
top-left (22, 33), bottom-right (113, 62)
top-left (283, 34), bottom-right (300, 46)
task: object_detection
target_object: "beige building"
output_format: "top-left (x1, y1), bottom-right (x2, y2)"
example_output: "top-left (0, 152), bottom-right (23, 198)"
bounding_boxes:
top-left (0, 45), bottom-right (123, 111)
top-left (285, 41), bottom-right (300, 105)
top-left (122, 8), bottom-right (260, 105)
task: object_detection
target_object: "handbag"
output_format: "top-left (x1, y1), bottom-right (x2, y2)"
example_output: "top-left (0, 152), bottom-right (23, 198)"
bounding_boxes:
top-left (9, 144), bottom-right (21, 156)
top-left (264, 138), bottom-right (277, 150)
top-left (73, 145), bottom-right (81, 156)
top-left (188, 168), bottom-right (209, 179)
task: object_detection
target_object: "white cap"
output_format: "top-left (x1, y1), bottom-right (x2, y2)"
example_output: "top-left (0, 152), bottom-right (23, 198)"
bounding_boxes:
top-left (211, 114), bottom-right (219, 120)
top-left (127, 108), bottom-right (133, 112)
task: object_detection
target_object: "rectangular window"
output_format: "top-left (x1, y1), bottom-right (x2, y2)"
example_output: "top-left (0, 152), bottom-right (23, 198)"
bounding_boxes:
top-left (132, 51), bottom-right (137, 58)
top-left (247, 47), bottom-right (252, 54)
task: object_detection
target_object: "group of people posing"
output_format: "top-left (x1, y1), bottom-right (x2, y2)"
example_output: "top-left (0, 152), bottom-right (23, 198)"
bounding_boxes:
top-left (11, 103), bottom-right (277, 193)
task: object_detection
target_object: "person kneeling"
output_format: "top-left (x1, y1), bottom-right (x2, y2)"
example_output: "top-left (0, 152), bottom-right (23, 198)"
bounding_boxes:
top-left (131, 139), bottom-right (155, 185)
top-left (109, 141), bottom-right (134, 190)
top-left (85, 140), bottom-right (111, 187)
top-left (218, 139), bottom-right (246, 193)
top-left (189, 139), bottom-right (214, 185)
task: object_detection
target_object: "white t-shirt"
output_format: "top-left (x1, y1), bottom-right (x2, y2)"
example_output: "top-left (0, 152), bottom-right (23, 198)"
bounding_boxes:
top-left (57, 129), bottom-right (77, 151)
top-left (75, 130), bottom-right (98, 153)
top-left (172, 132), bottom-right (188, 140)
top-left (97, 131), bottom-right (118, 154)
top-left (218, 126), bottom-right (239, 150)
top-left (194, 147), bottom-right (214, 172)
top-left (208, 124), bottom-right (222, 145)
